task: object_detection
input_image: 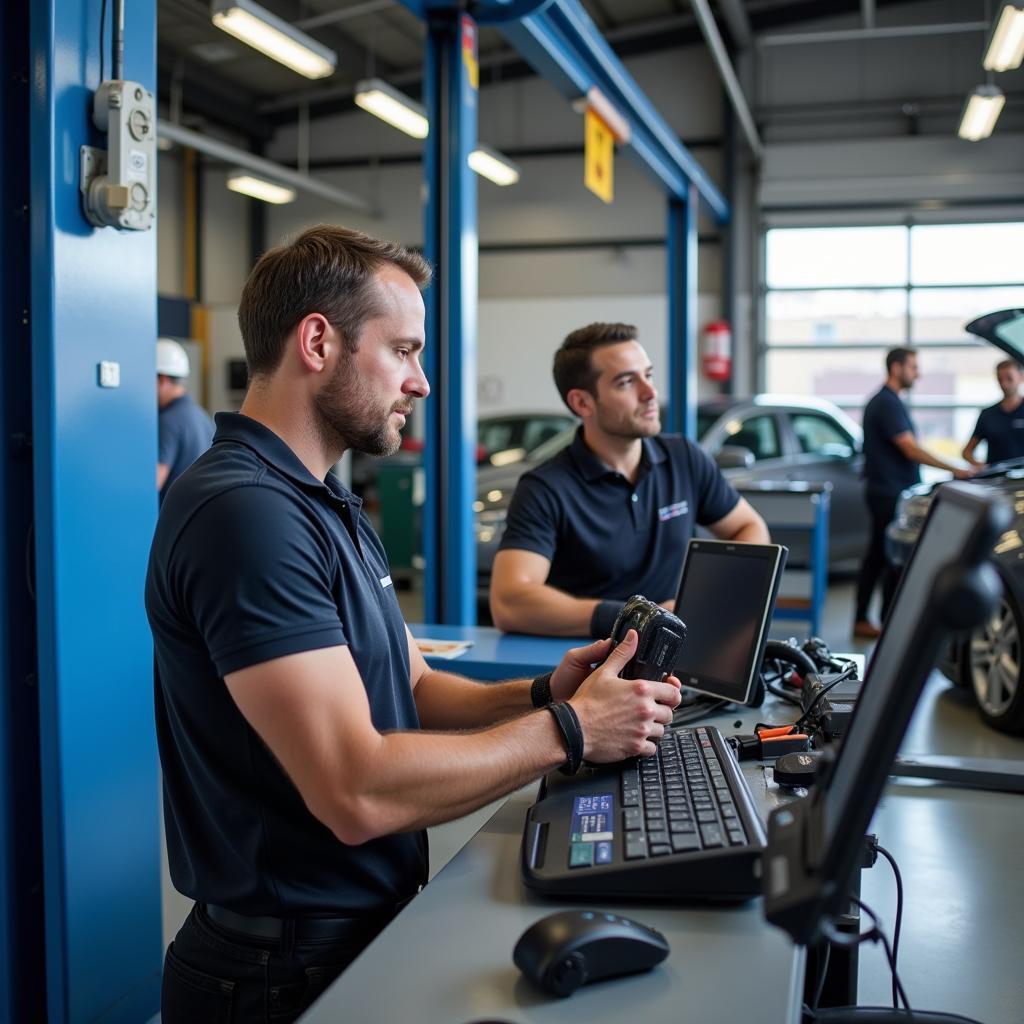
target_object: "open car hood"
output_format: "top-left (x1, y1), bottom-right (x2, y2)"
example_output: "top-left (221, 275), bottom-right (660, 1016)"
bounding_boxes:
top-left (965, 308), bottom-right (1024, 363)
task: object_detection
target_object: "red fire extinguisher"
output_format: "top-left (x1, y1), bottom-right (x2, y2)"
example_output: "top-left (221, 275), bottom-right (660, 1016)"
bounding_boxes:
top-left (702, 320), bottom-right (732, 382)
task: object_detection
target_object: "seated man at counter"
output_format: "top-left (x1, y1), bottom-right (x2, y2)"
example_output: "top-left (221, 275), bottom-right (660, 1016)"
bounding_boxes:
top-left (489, 322), bottom-right (769, 637)
top-left (146, 226), bottom-right (682, 1024)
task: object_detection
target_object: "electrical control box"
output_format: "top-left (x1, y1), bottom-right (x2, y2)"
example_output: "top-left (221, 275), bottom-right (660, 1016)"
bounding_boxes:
top-left (80, 80), bottom-right (155, 231)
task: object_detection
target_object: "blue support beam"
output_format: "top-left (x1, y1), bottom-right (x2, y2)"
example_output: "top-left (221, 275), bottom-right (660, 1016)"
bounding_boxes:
top-left (0, 3), bottom-right (47, 1021)
top-left (422, 7), bottom-right (479, 624)
top-left (501, 0), bottom-right (729, 223)
top-left (666, 186), bottom-right (699, 439)
top-left (29, 0), bottom-right (163, 1019)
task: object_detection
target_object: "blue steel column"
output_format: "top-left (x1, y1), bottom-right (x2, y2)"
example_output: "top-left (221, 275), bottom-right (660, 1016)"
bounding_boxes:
top-left (30, 0), bottom-right (162, 1020)
top-left (422, 6), bottom-right (478, 625)
top-left (0, 3), bottom-right (47, 1021)
top-left (666, 184), bottom-right (699, 438)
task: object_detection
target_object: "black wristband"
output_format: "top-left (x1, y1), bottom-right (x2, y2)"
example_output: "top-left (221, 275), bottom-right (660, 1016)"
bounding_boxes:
top-left (546, 701), bottom-right (585, 776)
top-left (590, 599), bottom-right (626, 639)
top-left (530, 670), bottom-right (554, 709)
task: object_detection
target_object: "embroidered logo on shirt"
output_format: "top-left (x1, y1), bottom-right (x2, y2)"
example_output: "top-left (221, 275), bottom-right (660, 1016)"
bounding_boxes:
top-left (380, 575), bottom-right (393, 588)
top-left (658, 500), bottom-right (689, 522)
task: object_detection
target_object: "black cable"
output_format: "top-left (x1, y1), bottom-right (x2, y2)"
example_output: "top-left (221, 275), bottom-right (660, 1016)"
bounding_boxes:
top-left (764, 678), bottom-right (804, 707)
top-left (794, 665), bottom-right (856, 731)
top-left (99, 0), bottom-right (109, 83)
top-left (875, 845), bottom-right (905, 1010)
top-left (853, 898), bottom-right (911, 1013)
top-left (812, 940), bottom-right (832, 1011)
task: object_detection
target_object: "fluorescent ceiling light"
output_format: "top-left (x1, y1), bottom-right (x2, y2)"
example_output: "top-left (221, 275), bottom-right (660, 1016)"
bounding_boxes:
top-left (226, 171), bottom-right (296, 204)
top-left (957, 85), bottom-right (1005, 141)
top-left (354, 78), bottom-right (429, 139)
top-left (984, 3), bottom-right (1024, 71)
top-left (468, 144), bottom-right (521, 186)
top-left (211, 0), bottom-right (336, 80)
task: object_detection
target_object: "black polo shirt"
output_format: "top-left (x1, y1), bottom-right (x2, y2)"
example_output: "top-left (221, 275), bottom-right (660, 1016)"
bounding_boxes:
top-left (498, 429), bottom-right (739, 603)
top-left (972, 400), bottom-right (1024, 463)
top-left (862, 386), bottom-right (920, 497)
top-left (145, 412), bottom-right (427, 917)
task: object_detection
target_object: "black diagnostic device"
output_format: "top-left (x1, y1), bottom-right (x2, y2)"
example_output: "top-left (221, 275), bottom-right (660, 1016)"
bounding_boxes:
top-left (609, 595), bottom-right (686, 680)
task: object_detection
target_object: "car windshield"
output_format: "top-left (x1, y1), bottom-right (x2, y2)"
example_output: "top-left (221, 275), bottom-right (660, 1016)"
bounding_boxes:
top-left (995, 313), bottom-right (1024, 353)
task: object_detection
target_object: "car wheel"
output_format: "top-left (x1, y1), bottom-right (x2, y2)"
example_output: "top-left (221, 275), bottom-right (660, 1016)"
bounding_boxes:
top-left (962, 586), bottom-right (1024, 735)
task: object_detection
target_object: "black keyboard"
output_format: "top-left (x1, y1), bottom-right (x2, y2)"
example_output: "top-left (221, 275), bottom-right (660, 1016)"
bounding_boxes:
top-left (521, 726), bottom-right (766, 901)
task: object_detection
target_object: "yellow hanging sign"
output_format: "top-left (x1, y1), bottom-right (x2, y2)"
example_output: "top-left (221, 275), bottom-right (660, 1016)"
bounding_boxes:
top-left (584, 108), bottom-right (614, 204)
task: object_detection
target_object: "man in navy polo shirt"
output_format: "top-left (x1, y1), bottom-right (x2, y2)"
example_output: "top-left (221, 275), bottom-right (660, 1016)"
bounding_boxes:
top-left (963, 358), bottom-right (1024, 467)
top-left (489, 322), bottom-right (769, 638)
top-left (146, 227), bottom-right (682, 1023)
top-left (853, 347), bottom-right (972, 639)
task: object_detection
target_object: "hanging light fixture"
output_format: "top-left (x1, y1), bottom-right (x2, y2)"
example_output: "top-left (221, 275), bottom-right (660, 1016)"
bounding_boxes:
top-left (211, 0), bottom-right (337, 80)
top-left (226, 171), bottom-right (297, 204)
top-left (468, 144), bottom-right (521, 186)
top-left (957, 84), bottom-right (1005, 141)
top-left (354, 78), bottom-right (429, 139)
top-left (984, 2), bottom-right (1024, 71)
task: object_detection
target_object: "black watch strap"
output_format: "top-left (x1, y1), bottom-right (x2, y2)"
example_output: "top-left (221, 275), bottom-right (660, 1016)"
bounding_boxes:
top-left (530, 670), bottom-right (553, 709)
top-left (546, 701), bottom-right (585, 776)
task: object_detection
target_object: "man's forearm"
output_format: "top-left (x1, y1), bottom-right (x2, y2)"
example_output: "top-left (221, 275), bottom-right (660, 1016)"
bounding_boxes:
top-left (337, 711), bottom-right (568, 841)
top-left (414, 669), bottom-right (535, 730)
top-left (491, 582), bottom-right (598, 636)
top-left (908, 441), bottom-right (961, 473)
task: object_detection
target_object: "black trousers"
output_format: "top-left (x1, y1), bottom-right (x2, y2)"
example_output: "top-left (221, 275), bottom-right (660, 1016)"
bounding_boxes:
top-left (161, 903), bottom-right (393, 1024)
top-left (855, 490), bottom-right (900, 623)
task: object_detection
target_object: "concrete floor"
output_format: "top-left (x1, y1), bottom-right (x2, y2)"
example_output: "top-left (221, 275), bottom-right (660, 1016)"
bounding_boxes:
top-left (158, 577), bottom-right (1024, 1022)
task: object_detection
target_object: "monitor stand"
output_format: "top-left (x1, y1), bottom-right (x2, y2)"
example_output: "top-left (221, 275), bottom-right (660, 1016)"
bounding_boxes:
top-left (890, 754), bottom-right (1024, 794)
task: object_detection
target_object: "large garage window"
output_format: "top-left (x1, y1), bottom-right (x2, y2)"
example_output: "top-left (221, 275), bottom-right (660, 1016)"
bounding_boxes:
top-left (763, 223), bottom-right (1024, 459)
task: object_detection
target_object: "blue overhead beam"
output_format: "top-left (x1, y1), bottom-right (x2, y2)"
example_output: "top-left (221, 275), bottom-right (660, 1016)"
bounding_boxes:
top-left (501, 0), bottom-right (729, 223)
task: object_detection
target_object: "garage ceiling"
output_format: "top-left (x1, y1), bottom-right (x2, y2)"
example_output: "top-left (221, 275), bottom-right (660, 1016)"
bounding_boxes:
top-left (156, 0), bottom-right (957, 140)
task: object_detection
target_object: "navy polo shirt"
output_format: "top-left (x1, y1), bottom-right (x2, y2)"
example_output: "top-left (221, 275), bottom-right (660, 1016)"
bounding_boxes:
top-left (862, 386), bottom-right (920, 497)
top-left (158, 393), bottom-right (215, 503)
top-left (498, 429), bottom-right (740, 603)
top-left (972, 400), bottom-right (1024, 463)
top-left (145, 412), bottom-right (427, 916)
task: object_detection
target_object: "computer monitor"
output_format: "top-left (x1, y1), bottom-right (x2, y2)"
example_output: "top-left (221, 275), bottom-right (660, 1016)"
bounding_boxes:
top-left (763, 483), bottom-right (1008, 945)
top-left (672, 539), bottom-right (787, 706)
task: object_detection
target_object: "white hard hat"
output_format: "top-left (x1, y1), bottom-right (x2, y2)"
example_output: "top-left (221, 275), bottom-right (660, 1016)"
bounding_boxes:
top-left (156, 338), bottom-right (190, 378)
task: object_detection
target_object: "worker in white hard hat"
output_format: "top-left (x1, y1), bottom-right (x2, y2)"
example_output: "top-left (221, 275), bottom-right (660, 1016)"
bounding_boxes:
top-left (157, 338), bottom-right (215, 503)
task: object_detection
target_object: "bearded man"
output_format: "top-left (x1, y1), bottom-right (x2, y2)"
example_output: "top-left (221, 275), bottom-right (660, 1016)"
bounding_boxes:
top-left (146, 229), bottom-right (682, 1022)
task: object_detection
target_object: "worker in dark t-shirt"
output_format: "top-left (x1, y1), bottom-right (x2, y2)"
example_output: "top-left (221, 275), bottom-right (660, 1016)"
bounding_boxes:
top-left (963, 358), bottom-right (1024, 467)
top-left (853, 347), bottom-right (973, 639)
top-left (146, 226), bottom-right (683, 1024)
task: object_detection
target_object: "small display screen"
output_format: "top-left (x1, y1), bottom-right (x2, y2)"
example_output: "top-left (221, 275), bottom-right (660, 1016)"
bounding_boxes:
top-left (673, 542), bottom-right (782, 704)
top-left (571, 794), bottom-right (614, 843)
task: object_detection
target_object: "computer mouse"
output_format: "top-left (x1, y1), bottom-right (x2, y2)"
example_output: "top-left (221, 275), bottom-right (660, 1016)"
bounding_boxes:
top-left (512, 909), bottom-right (669, 997)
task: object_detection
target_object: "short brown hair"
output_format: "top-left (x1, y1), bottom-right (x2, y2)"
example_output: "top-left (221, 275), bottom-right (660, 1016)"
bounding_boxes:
top-left (996, 358), bottom-right (1023, 373)
top-left (553, 322), bottom-right (638, 409)
top-left (886, 347), bottom-right (917, 373)
top-left (238, 224), bottom-right (432, 378)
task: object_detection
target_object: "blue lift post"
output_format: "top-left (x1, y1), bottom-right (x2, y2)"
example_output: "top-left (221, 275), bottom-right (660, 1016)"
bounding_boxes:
top-left (422, 5), bottom-right (479, 625)
top-left (28, 0), bottom-right (163, 1020)
top-left (0, 4), bottom-right (47, 1021)
top-left (399, 0), bottom-right (731, 616)
top-left (666, 186), bottom-right (700, 439)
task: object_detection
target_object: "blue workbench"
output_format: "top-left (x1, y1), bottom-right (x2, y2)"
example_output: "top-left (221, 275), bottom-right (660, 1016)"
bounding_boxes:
top-left (410, 623), bottom-right (589, 680)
